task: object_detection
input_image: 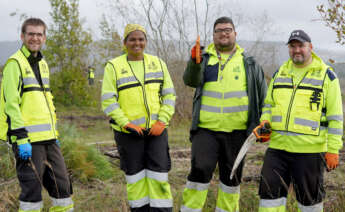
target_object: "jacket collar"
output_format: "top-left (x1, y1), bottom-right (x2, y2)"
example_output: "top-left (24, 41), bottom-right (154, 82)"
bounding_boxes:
top-left (20, 45), bottom-right (43, 65)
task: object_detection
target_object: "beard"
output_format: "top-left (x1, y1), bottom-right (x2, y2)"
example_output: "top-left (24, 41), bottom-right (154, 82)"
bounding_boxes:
top-left (215, 41), bottom-right (235, 52)
top-left (292, 55), bottom-right (305, 65)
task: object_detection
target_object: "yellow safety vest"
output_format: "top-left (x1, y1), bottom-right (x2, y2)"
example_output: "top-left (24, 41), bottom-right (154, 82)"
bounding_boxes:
top-left (0, 48), bottom-right (57, 142)
top-left (271, 63), bottom-right (328, 135)
top-left (108, 54), bottom-right (164, 130)
top-left (198, 45), bottom-right (248, 132)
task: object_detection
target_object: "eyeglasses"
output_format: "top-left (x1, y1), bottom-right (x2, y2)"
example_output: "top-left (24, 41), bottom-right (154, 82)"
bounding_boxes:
top-left (25, 32), bottom-right (44, 38)
top-left (214, 28), bottom-right (233, 34)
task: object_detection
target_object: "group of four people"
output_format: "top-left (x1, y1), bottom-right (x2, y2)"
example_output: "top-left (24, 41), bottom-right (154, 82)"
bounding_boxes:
top-left (0, 16), bottom-right (342, 212)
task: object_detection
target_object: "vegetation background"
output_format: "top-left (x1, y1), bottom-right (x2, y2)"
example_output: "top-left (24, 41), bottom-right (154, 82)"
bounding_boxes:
top-left (0, 0), bottom-right (344, 211)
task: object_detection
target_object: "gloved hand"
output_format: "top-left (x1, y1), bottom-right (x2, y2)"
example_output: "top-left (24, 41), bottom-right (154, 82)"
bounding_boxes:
top-left (125, 123), bottom-right (145, 136)
top-left (56, 139), bottom-right (60, 147)
top-left (149, 121), bottom-right (165, 136)
top-left (191, 42), bottom-right (203, 63)
top-left (254, 120), bottom-right (272, 143)
top-left (18, 140), bottom-right (32, 160)
top-left (325, 152), bottom-right (339, 171)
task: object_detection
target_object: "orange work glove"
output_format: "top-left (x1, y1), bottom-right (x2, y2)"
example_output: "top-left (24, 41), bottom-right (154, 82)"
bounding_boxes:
top-left (149, 121), bottom-right (165, 136)
top-left (254, 120), bottom-right (272, 143)
top-left (124, 123), bottom-right (145, 137)
top-left (325, 152), bottom-right (339, 171)
top-left (191, 37), bottom-right (203, 64)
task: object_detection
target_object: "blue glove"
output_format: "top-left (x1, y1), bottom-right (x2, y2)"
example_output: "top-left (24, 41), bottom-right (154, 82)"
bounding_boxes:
top-left (18, 143), bottom-right (32, 160)
top-left (56, 139), bottom-right (60, 147)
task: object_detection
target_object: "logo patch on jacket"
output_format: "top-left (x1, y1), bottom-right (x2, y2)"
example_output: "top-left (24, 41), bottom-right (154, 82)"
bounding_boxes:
top-left (148, 61), bottom-right (158, 70)
top-left (121, 69), bottom-right (128, 74)
top-left (233, 66), bottom-right (240, 73)
top-left (25, 68), bottom-right (31, 75)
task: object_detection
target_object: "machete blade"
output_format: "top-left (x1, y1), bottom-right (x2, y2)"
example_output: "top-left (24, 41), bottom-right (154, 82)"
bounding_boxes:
top-left (230, 132), bottom-right (257, 180)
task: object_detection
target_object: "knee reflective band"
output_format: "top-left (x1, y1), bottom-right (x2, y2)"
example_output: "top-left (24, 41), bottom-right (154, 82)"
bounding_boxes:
top-left (126, 170), bottom-right (149, 208)
top-left (216, 182), bottom-right (240, 212)
top-left (49, 197), bottom-right (73, 212)
top-left (297, 202), bottom-right (323, 212)
top-left (146, 170), bottom-right (173, 208)
top-left (259, 197), bottom-right (286, 212)
top-left (181, 180), bottom-right (210, 211)
top-left (19, 201), bottom-right (43, 212)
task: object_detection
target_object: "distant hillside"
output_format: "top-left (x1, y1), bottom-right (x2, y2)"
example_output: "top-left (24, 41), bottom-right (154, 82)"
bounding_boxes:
top-left (0, 41), bottom-right (21, 65)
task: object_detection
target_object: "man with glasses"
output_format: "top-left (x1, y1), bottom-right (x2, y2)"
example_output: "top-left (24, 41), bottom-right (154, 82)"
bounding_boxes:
top-left (180, 16), bottom-right (267, 211)
top-left (0, 18), bottom-right (73, 212)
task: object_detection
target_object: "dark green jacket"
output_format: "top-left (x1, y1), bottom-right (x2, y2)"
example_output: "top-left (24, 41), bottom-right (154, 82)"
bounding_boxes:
top-left (183, 51), bottom-right (267, 136)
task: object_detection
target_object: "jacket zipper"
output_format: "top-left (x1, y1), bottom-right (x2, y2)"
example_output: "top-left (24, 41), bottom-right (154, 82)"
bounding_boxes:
top-left (127, 59), bottom-right (151, 129)
top-left (284, 72), bottom-right (308, 130)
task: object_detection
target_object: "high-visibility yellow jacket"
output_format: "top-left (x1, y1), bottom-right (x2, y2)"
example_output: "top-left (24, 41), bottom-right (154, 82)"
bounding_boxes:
top-left (198, 43), bottom-right (249, 132)
top-left (101, 53), bottom-right (176, 132)
top-left (261, 52), bottom-right (343, 153)
top-left (0, 45), bottom-right (58, 144)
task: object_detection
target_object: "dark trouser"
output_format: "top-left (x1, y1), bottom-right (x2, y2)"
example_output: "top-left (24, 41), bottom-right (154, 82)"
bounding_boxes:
top-left (12, 142), bottom-right (72, 202)
top-left (114, 129), bottom-right (172, 212)
top-left (181, 128), bottom-right (247, 212)
top-left (88, 78), bottom-right (94, 85)
top-left (188, 128), bottom-right (247, 185)
top-left (259, 148), bottom-right (325, 209)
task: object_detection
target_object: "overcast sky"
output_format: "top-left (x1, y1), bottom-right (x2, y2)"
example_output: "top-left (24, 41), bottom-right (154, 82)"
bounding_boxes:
top-left (0, 0), bottom-right (344, 51)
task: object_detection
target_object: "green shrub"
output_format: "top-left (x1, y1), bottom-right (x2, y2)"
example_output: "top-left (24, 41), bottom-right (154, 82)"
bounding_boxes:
top-left (58, 123), bottom-right (115, 182)
top-left (0, 143), bottom-right (16, 180)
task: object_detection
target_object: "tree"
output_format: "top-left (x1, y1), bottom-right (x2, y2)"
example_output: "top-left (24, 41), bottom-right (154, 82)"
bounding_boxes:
top-left (317, 0), bottom-right (345, 45)
top-left (44, 0), bottom-right (94, 106)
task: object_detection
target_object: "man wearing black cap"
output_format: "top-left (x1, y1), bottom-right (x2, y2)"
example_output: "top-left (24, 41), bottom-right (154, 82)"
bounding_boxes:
top-left (256, 29), bottom-right (343, 212)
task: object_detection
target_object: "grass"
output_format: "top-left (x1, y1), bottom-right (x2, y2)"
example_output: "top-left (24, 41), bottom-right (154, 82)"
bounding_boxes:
top-left (1, 107), bottom-right (344, 211)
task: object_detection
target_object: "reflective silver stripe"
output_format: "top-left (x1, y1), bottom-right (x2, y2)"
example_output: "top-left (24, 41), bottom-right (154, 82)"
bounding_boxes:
top-left (201, 105), bottom-right (221, 113)
top-left (51, 197), bottom-right (73, 207)
top-left (146, 170), bottom-right (168, 182)
top-left (104, 103), bottom-right (119, 114)
top-left (20, 201), bottom-right (43, 210)
top-left (117, 76), bottom-right (137, 86)
top-left (126, 170), bottom-right (146, 184)
top-left (215, 207), bottom-right (238, 212)
top-left (275, 130), bottom-right (302, 136)
top-left (272, 116), bottom-right (282, 122)
top-left (102, 92), bottom-right (116, 101)
top-left (262, 110), bottom-right (272, 114)
top-left (223, 105), bottom-right (248, 113)
top-left (23, 77), bottom-right (39, 85)
top-left (301, 78), bottom-right (323, 86)
top-left (163, 99), bottom-right (175, 107)
top-left (26, 124), bottom-right (51, 133)
top-left (264, 104), bottom-right (272, 108)
top-left (132, 117), bottom-right (146, 126)
top-left (150, 198), bottom-right (173, 208)
top-left (294, 118), bottom-right (319, 128)
top-left (275, 127), bottom-right (327, 136)
top-left (129, 196), bottom-right (150, 208)
top-left (145, 72), bottom-right (163, 79)
top-left (327, 115), bottom-right (343, 121)
top-left (161, 88), bottom-right (176, 96)
top-left (151, 114), bottom-right (158, 121)
top-left (219, 182), bottom-right (240, 194)
top-left (203, 91), bottom-right (222, 99)
top-left (297, 201), bottom-right (323, 212)
top-left (275, 77), bottom-right (292, 84)
top-left (259, 197), bottom-right (287, 208)
top-left (42, 78), bottom-right (49, 85)
top-left (180, 205), bottom-right (202, 212)
top-left (185, 180), bottom-right (209, 191)
top-left (328, 128), bottom-right (343, 135)
top-left (224, 91), bottom-right (247, 99)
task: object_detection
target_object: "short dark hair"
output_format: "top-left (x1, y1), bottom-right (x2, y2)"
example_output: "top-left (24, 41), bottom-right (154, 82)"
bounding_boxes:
top-left (213, 16), bottom-right (235, 31)
top-left (21, 18), bottom-right (47, 35)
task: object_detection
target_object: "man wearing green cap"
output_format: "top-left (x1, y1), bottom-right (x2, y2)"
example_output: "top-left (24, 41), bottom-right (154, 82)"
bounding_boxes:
top-left (101, 24), bottom-right (176, 212)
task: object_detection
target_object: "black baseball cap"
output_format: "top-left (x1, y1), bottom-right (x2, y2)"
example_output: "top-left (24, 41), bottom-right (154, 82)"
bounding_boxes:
top-left (287, 30), bottom-right (311, 44)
